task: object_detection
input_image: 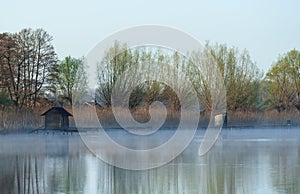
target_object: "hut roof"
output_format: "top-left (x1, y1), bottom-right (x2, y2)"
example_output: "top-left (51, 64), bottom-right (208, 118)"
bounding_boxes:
top-left (41, 107), bottom-right (72, 116)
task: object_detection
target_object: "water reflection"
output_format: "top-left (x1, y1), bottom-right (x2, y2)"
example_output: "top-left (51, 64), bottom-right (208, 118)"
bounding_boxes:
top-left (269, 142), bottom-right (300, 194)
top-left (0, 130), bottom-right (300, 194)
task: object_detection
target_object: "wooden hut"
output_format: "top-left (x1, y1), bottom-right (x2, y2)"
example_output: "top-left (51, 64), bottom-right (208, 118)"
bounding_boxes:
top-left (41, 107), bottom-right (72, 130)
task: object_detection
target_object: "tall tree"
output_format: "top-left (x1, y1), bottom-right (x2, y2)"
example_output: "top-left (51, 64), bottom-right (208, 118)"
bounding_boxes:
top-left (97, 42), bottom-right (178, 109)
top-left (52, 56), bottom-right (88, 105)
top-left (192, 42), bottom-right (263, 112)
top-left (264, 49), bottom-right (300, 112)
top-left (285, 49), bottom-right (300, 111)
top-left (0, 28), bottom-right (57, 109)
top-left (0, 33), bottom-right (20, 107)
top-left (97, 41), bottom-right (137, 107)
top-left (18, 28), bottom-right (57, 106)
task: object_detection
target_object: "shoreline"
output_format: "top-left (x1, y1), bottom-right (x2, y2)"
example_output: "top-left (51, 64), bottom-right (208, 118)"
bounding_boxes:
top-left (1, 107), bottom-right (300, 133)
top-left (1, 124), bottom-right (299, 136)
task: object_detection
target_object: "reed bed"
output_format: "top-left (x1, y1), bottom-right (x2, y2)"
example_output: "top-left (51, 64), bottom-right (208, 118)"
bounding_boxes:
top-left (0, 106), bottom-right (299, 132)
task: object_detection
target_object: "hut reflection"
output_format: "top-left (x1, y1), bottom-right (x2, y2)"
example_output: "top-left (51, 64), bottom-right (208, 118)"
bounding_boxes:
top-left (0, 135), bottom-right (87, 194)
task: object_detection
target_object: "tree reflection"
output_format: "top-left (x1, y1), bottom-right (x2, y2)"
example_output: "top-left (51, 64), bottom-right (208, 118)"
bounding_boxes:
top-left (0, 134), bottom-right (300, 193)
top-left (270, 141), bottom-right (300, 194)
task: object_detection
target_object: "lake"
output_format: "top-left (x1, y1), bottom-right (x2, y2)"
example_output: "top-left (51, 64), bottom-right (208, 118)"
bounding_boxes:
top-left (0, 128), bottom-right (300, 194)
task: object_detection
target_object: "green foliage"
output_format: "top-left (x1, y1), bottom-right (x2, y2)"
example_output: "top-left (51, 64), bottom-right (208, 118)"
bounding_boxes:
top-left (264, 49), bottom-right (300, 112)
top-left (96, 41), bottom-right (135, 106)
top-left (190, 42), bottom-right (263, 112)
top-left (96, 41), bottom-right (262, 112)
top-left (51, 56), bottom-right (88, 105)
top-left (3, 28), bottom-right (299, 115)
top-left (96, 42), bottom-right (183, 109)
top-left (0, 92), bottom-right (13, 107)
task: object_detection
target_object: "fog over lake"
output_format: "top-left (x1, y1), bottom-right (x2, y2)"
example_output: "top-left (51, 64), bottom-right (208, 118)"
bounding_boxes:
top-left (0, 128), bottom-right (300, 194)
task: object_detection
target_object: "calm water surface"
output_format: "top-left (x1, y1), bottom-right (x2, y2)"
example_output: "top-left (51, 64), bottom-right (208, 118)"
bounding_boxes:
top-left (0, 129), bottom-right (300, 194)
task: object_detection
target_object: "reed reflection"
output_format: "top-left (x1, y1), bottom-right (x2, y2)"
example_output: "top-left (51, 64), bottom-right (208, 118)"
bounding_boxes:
top-left (0, 131), bottom-right (299, 193)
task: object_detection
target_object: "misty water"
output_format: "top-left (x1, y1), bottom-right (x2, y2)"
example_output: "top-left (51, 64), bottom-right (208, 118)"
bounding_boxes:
top-left (0, 129), bottom-right (300, 194)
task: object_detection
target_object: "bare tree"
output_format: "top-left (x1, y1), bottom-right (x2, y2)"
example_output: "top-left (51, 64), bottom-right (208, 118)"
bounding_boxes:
top-left (0, 28), bottom-right (57, 109)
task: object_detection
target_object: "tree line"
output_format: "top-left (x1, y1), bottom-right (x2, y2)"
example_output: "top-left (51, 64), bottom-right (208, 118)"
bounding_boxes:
top-left (0, 28), bottom-right (87, 110)
top-left (1, 28), bottom-right (300, 114)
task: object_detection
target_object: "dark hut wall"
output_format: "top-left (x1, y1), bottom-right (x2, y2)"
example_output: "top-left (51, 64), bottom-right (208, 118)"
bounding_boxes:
top-left (62, 116), bottom-right (69, 128)
top-left (45, 111), bottom-right (61, 129)
top-left (44, 110), bottom-right (69, 129)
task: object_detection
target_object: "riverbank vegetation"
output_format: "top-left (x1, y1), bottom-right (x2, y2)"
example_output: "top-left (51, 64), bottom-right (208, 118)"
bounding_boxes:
top-left (0, 28), bottom-right (300, 131)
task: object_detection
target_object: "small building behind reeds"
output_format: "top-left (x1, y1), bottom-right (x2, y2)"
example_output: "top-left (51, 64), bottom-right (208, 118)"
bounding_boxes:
top-left (41, 107), bottom-right (72, 130)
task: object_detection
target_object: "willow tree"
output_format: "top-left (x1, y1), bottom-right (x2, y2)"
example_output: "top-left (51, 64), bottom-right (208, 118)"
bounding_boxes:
top-left (264, 49), bottom-right (300, 113)
top-left (96, 42), bottom-right (189, 110)
top-left (189, 42), bottom-right (262, 112)
top-left (96, 42), bottom-right (136, 107)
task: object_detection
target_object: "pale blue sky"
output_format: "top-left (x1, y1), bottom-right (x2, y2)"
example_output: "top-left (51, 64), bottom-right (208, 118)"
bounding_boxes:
top-left (1, 0), bottom-right (299, 72)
